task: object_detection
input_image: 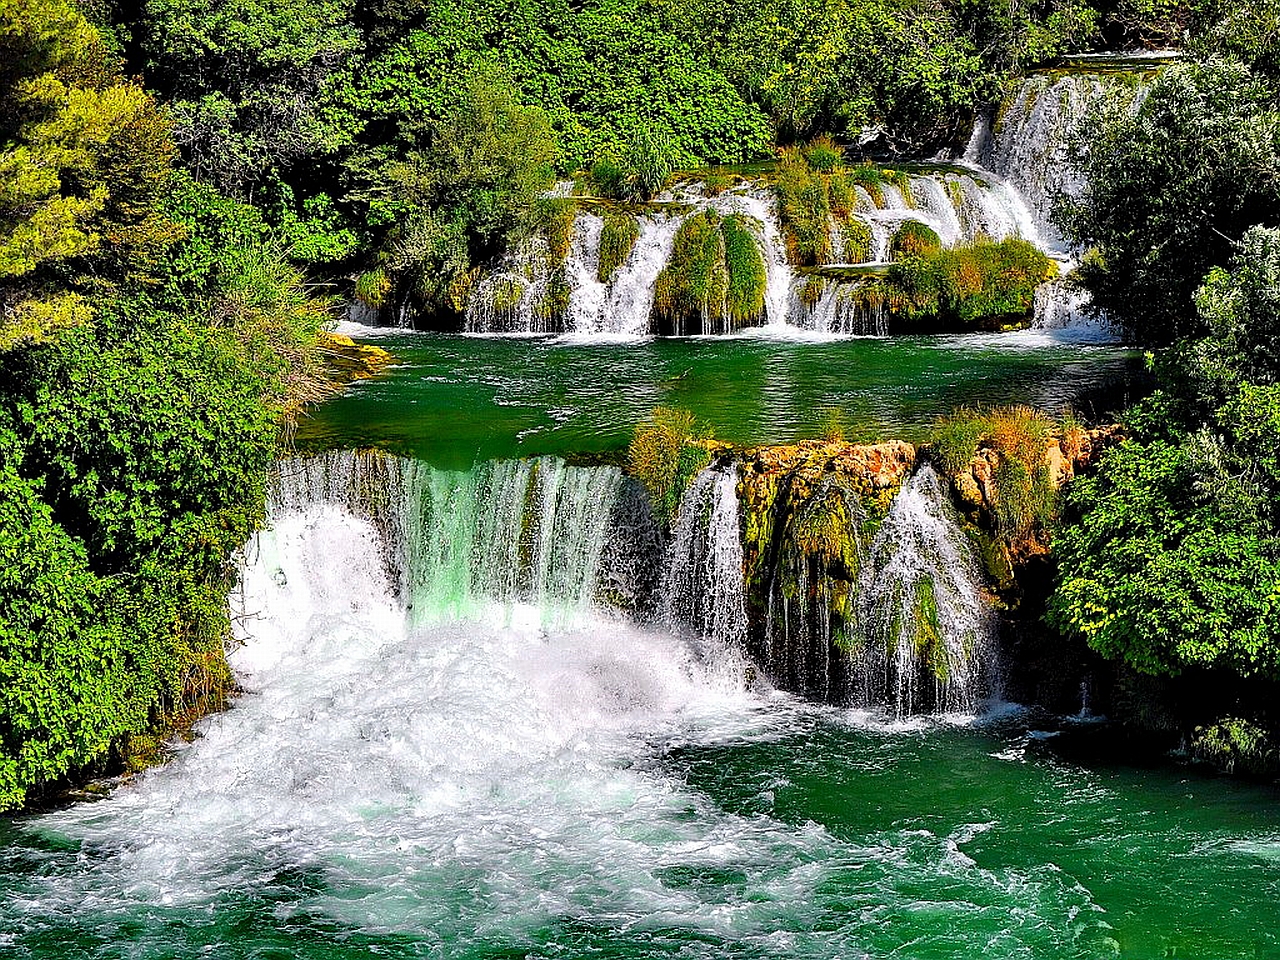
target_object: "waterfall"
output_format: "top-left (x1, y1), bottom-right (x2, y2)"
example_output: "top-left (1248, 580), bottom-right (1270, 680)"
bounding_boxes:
top-left (662, 465), bottom-right (750, 655)
top-left (464, 236), bottom-right (562, 334)
top-left (1031, 273), bottom-right (1114, 342)
top-left (271, 450), bottom-right (656, 622)
top-left (968, 71), bottom-right (1152, 252)
top-left (835, 172), bottom-right (1034, 267)
top-left (563, 212), bottom-right (608, 331)
top-left (558, 209), bottom-right (689, 336)
top-left (790, 276), bottom-right (888, 337)
top-left (854, 466), bottom-right (996, 717)
top-left (276, 453), bottom-right (1000, 716)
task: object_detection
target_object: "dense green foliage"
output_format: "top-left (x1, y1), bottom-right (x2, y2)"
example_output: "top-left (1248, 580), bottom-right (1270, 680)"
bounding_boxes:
top-left (654, 209), bottom-right (766, 333)
top-left (1050, 229), bottom-right (1280, 679)
top-left (888, 238), bottom-right (1055, 329)
top-left (77, 0), bottom-right (1187, 315)
top-left (0, 1), bottom-right (325, 809)
top-left (1059, 58), bottom-right (1280, 344)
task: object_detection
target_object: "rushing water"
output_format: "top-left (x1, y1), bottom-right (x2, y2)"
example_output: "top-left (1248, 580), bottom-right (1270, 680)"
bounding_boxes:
top-left (6, 51), bottom-right (1250, 960)
top-left (1, 495), bottom-right (1278, 959)
top-left (304, 329), bottom-right (1144, 468)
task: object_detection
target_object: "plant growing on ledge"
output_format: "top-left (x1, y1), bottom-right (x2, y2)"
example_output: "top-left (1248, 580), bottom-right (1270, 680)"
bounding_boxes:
top-left (653, 209), bottom-right (766, 334)
top-left (628, 407), bottom-right (715, 521)
top-left (888, 238), bottom-right (1056, 330)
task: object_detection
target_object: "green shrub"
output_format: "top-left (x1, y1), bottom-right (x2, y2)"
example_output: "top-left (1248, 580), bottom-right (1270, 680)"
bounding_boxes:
top-left (890, 221), bottom-right (942, 260)
top-left (840, 218), bottom-right (874, 263)
top-left (888, 238), bottom-right (1056, 328)
top-left (932, 407), bottom-right (987, 475)
top-left (1192, 717), bottom-right (1280, 777)
top-left (598, 212), bottom-right (641, 283)
top-left (776, 149), bottom-right (833, 266)
top-left (930, 405), bottom-right (1058, 539)
top-left (355, 266), bottom-right (392, 307)
top-left (804, 135), bottom-right (844, 171)
top-left (590, 158), bottom-right (627, 198)
top-left (628, 407), bottom-right (713, 520)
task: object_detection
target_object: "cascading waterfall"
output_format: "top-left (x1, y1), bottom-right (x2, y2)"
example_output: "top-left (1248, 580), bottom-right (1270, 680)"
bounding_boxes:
top-left (789, 276), bottom-right (888, 337)
top-left (464, 235), bottom-right (562, 334)
top-left (855, 466), bottom-right (995, 716)
top-left (460, 163), bottom-right (1059, 336)
top-left (662, 464), bottom-right (750, 660)
top-left (271, 450), bottom-right (652, 622)
top-left (563, 209), bottom-right (689, 336)
top-left (967, 71), bottom-right (1151, 253)
top-left (1031, 272), bottom-right (1113, 342)
top-left (843, 173), bottom-right (1034, 265)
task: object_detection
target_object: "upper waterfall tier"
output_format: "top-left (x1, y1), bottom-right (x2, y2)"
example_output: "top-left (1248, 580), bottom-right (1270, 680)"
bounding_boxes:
top-left (965, 64), bottom-right (1159, 253)
top-left (460, 170), bottom-right (1040, 337)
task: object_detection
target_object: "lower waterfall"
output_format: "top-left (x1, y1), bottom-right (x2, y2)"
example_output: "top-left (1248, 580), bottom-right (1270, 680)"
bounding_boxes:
top-left (271, 450), bottom-right (656, 623)
top-left (855, 466), bottom-right (996, 716)
top-left (272, 452), bottom-right (997, 716)
top-left (662, 465), bottom-right (750, 659)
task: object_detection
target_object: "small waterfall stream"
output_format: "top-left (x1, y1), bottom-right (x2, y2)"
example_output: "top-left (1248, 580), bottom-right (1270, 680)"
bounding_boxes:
top-left (272, 451), bottom-right (654, 622)
top-left (856, 466), bottom-right (996, 716)
top-left (662, 464), bottom-right (750, 651)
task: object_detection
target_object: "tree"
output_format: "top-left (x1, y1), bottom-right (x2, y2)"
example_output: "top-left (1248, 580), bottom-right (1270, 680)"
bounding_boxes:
top-left (1057, 59), bottom-right (1280, 345)
top-left (360, 65), bottom-right (557, 312)
top-left (1049, 229), bottom-right (1280, 680)
top-left (0, 0), bottom-right (177, 351)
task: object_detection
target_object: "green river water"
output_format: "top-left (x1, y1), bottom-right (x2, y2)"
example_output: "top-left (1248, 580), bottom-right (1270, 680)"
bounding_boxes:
top-left (298, 330), bottom-right (1146, 467)
top-left (4, 331), bottom-right (1276, 960)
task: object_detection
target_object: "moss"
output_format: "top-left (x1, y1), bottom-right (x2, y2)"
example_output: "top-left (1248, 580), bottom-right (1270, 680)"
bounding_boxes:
top-left (885, 168), bottom-right (914, 204)
top-left (703, 166), bottom-right (734, 196)
top-left (654, 209), bottom-right (729, 334)
top-left (911, 576), bottom-right (948, 680)
top-left (889, 221), bottom-right (941, 260)
top-left (722, 214), bottom-right (767, 324)
top-left (840, 218), bottom-right (874, 264)
top-left (598, 211), bottom-right (640, 283)
top-left (944, 179), bottom-right (965, 215)
top-left (799, 275), bottom-right (827, 308)
top-left (543, 266), bottom-right (572, 323)
top-left (655, 209), bottom-right (766, 333)
top-left (539, 198), bottom-right (578, 266)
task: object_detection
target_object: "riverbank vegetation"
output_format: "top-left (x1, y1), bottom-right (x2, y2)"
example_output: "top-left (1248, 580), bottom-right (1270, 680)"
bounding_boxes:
top-left (0, 0), bottom-right (328, 809)
top-left (1047, 2), bottom-right (1280, 770)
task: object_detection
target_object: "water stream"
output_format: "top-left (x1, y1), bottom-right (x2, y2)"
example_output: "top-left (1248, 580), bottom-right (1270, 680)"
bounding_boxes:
top-left (2, 474), bottom-right (1277, 958)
